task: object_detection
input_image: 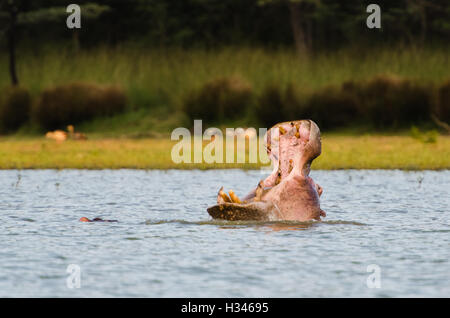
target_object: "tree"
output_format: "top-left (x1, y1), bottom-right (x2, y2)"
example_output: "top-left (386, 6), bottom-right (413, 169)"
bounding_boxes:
top-left (1, 0), bottom-right (19, 85)
top-left (0, 1), bottom-right (109, 86)
top-left (259, 0), bottom-right (320, 56)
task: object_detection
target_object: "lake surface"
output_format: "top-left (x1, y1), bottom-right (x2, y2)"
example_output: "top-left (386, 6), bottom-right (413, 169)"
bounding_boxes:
top-left (0, 169), bottom-right (448, 297)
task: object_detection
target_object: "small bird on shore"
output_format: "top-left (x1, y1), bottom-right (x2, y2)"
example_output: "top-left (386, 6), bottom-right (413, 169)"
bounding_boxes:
top-left (45, 125), bottom-right (87, 142)
top-left (45, 130), bottom-right (67, 142)
top-left (67, 125), bottom-right (87, 140)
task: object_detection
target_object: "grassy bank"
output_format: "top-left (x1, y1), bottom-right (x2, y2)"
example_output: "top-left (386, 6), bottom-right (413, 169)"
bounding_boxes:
top-left (2, 46), bottom-right (449, 108)
top-left (1, 135), bottom-right (449, 170)
top-left (1, 46), bottom-right (450, 137)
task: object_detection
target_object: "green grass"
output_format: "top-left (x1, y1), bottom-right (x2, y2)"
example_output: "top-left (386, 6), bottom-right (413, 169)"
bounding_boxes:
top-left (0, 135), bottom-right (448, 170)
top-left (2, 46), bottom-right (449, 111)
top-left (1, 46), bottom-right (449, 170)
top-left (2, 45), bottom-right (448, 138)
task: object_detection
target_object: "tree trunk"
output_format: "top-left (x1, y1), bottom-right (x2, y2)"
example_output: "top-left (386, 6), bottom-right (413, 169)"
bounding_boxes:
top-left (418, 3), bottom-right (427, 46)
top-left (408, 0), bottom-right (428, 46)
top-left (8, 6), bottom-right (19, 86)
top-left (72, 30), bottom-right (80, 52)
top-left (288, 1), bottom-right (308, 56)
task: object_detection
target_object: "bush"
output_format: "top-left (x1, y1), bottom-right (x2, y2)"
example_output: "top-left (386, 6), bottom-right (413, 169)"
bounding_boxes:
top-left (256, 83), bottom-right (288, 127)
top-left (360, 75), bottom-right (432, 129)
top-left (304, 86), bottom-right (360, 129)
top-left (256, 76), bottom-right (434, 130)
top-left (410, 126), bottom-right (438, 143)
top-left (182, 76), bottom-right (254, 124)
top-left (32, 82), bottom-right (127, 130)
top-left (436, 80), bottom-right (450, 123)
top-left (256, 83), bottom-right (360, 130)
top-left (0, 86), bottom-right (31, 133)
top-left (256, 83), bottom-right (312, 128)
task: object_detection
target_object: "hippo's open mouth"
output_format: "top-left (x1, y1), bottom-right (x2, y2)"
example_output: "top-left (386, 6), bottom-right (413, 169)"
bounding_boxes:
top-left (207, 120), bottom-right (326, 222)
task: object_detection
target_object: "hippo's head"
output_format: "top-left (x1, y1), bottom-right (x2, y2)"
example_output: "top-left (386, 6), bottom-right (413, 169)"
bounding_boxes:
top-left (207, 120), bottom-right (325, 222)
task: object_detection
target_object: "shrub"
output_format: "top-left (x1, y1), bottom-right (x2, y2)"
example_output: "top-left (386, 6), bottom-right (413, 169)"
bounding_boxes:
top-left (410, 126), bottom-right (438, 143)
top-left (436, 80), bottom-right (450, 123)
top-left (304, 86), bottom-right (360, 129)
top-left (257, 83), bottom-right (359, 130)
top-left (32, 82), bottom-right (127, 130)
top-left (282, 84), bottom-right (310, 119)
top-left (256, 83), bottom-right (313, 128)
top-left (256, 83), bottom-right (288, 127)
top-left (182, 76), bottom-right (254, 124)
top-left (256, 76), bottom-right (436, 131)
top-left (0, 86), bottom-right (31, 133)
top-left (360, 75), bottom-right (432, 129)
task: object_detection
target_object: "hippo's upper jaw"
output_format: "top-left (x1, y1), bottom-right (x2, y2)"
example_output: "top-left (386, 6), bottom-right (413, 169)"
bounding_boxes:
top-left (207, 120), bottom-right (325, 222)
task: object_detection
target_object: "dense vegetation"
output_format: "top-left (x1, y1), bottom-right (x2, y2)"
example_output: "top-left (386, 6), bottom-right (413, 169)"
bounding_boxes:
top-left (0, 1), bottom-right (449, 136)
top-left (1, 135), bottom-right (449, 170)
top-left (2, 0), bottom-right (449, 51)
top-left (0, 47), bottom-right (448, 135)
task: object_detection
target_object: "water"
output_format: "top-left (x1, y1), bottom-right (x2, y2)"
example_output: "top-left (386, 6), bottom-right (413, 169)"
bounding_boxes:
top-left (0, 169), bottom-right (448, 297)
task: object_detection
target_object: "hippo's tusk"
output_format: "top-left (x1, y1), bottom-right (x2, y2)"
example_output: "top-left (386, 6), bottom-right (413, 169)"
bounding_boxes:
top-left (254, 180), bottom-right (264, 202)
top-left (275, 167), bottom-right (282, 185)
top-left (288, 159), bottom-right (294, 173)
top-left (295, 123), bottom-right (301, 138)
top-left (228, 190), bottom-right (242, 204)
top-left (218, 187), bottom-right (232, 203)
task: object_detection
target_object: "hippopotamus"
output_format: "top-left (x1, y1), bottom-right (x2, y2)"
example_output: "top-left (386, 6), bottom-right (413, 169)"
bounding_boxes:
top-left (207, 120), bottom-right (325, 222)
top-left (79, 217), bottom-right (118, 223)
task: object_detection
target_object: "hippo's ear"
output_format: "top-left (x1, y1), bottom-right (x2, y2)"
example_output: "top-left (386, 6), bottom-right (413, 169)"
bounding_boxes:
top-left (312, 209), bottom-right (326, 221)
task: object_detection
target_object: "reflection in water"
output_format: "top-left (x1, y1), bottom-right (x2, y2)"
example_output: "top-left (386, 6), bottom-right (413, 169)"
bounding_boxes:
top-left (145, 219), bottom-right (366, 232)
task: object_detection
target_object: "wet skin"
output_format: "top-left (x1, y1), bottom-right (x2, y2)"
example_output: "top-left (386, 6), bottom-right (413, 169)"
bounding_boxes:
top-left (79, 217), bottom-right (118, 223)
top-left (207, 120), bottom-right (326, 222)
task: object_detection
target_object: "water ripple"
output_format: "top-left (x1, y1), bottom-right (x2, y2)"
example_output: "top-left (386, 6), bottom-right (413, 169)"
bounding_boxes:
top-left (0, 169), bottom-right (448, 297)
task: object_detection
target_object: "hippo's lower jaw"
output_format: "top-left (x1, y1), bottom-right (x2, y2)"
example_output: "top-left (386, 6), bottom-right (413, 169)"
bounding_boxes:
top-left (207, 201), bottom-right (279, 222)
top-left (207, 119), bottom-right (326, 222)
top-left (206, 177), bottom-right (325, 222)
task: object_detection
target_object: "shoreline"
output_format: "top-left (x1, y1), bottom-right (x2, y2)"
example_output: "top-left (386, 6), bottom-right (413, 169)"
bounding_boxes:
top-left (0, 135), bottom-right (449, 170)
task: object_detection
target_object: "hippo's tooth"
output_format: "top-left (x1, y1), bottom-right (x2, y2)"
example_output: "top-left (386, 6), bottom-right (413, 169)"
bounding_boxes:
top-left (275, 167), bottom-right (282, 185)
top-left (288, 159), bottom-right (294, 173)
top-left (295, 123), bottom-right (301, 138)
top-left (316, 183), bottom-right (323, 196)
top-left (254, 180), bottom-right (264, 202)
top-left (228, 190), bottom-right (242, 204)
top-left (279, 126), bottom-right (287, 135)
top-left (218, 187), bottom-right (232, 203)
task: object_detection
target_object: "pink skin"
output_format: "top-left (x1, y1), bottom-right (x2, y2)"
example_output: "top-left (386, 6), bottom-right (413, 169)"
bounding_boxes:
top-left (208, 120), bottom-right (326, 222)
top-left (262, 175), bottom-right (325, 221)
top-left (259, 120), bottom-right (324, 221)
